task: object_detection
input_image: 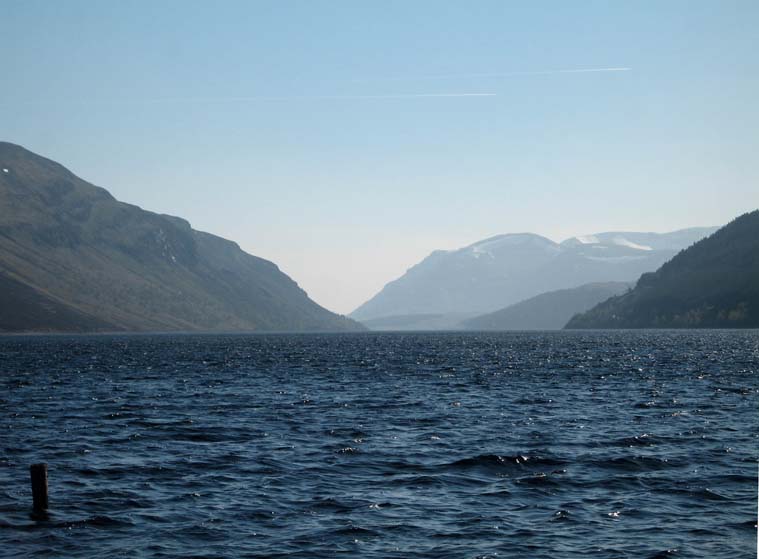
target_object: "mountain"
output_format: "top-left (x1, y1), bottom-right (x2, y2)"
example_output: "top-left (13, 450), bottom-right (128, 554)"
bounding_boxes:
top-left (461, 281), bottom-right (632, 331)
top-left (0, 142), bottom-right (363, 333)
top-left (351, 228), bottom-right (718, 322)
top-left (565, 211), bottom-right (759, 329)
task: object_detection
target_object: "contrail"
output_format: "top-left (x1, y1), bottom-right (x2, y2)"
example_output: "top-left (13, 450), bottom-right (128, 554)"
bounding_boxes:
top-left (556, 67), bottom-right (630, 73)
top-left (141, 93), bottom-right (497, 103)
top-left (310, 93), bottom-right (496, 99)
top-left (1, 92), bottom-right (497, 108)
top-left (352, 67), bottom-right (631, 82)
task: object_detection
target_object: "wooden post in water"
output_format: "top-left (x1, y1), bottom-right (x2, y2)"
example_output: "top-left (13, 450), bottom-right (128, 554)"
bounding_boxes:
top-left (30, 463), bottom-right (48, 514)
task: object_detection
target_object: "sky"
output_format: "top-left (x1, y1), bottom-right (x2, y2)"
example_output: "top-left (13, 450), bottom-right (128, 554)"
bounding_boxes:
top-left (2, 1), bottom-right (757, 314)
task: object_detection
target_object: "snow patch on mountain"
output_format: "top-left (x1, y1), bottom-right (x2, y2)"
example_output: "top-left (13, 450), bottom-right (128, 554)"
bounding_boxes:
top-left (471, 244), bottom-right (495, 259)
top-left (576, 235), bottom-right (599, 244)
top-left (612, 237), bottom-right (653, 251)
top-left (585, 255), bottom-right (649, 263)
top-left (467, 234), bottom-right (559, 257)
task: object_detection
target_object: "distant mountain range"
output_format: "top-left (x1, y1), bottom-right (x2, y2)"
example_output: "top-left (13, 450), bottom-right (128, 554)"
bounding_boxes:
top-left (0, 142), bottom-right (363, 333)
top-left (566, 211), bottom-right (759, 329)
top-left (461, 281), bottom-right (632, 331)
top-left (351, 227), bottom-right (719, 325)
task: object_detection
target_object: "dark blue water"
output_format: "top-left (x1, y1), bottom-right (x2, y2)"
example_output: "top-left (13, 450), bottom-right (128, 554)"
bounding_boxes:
top-left (1, 331), bottom-right (757, 558)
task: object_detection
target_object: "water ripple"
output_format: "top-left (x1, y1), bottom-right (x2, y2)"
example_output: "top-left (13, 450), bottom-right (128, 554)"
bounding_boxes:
top-left (0, 330), bottom-right (757, 558)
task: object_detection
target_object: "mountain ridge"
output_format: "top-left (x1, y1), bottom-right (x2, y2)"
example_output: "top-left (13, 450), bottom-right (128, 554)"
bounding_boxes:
top-left (351, 225), bottom-right (718, 321)
top-left (565, 211), bottom-right (759, 329)
top-left (0, 141), bottom-right (364, 333)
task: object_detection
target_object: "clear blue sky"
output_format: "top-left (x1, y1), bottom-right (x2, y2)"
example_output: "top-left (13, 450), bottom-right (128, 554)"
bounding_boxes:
top-left (2, 0), bottom-right (757, 313)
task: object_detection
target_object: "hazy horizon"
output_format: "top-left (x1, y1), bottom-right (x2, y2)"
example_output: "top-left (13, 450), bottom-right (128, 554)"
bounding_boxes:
top-left (2, 1), bottom-right (757, 313)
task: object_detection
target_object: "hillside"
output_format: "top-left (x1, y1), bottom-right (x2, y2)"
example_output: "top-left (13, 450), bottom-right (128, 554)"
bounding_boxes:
top-left (0, 142), bottom-right (363, 333)
top-left (566, 211), bottom-right (759, 329)
top-left (461, 281), bottom-right (632, 331)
